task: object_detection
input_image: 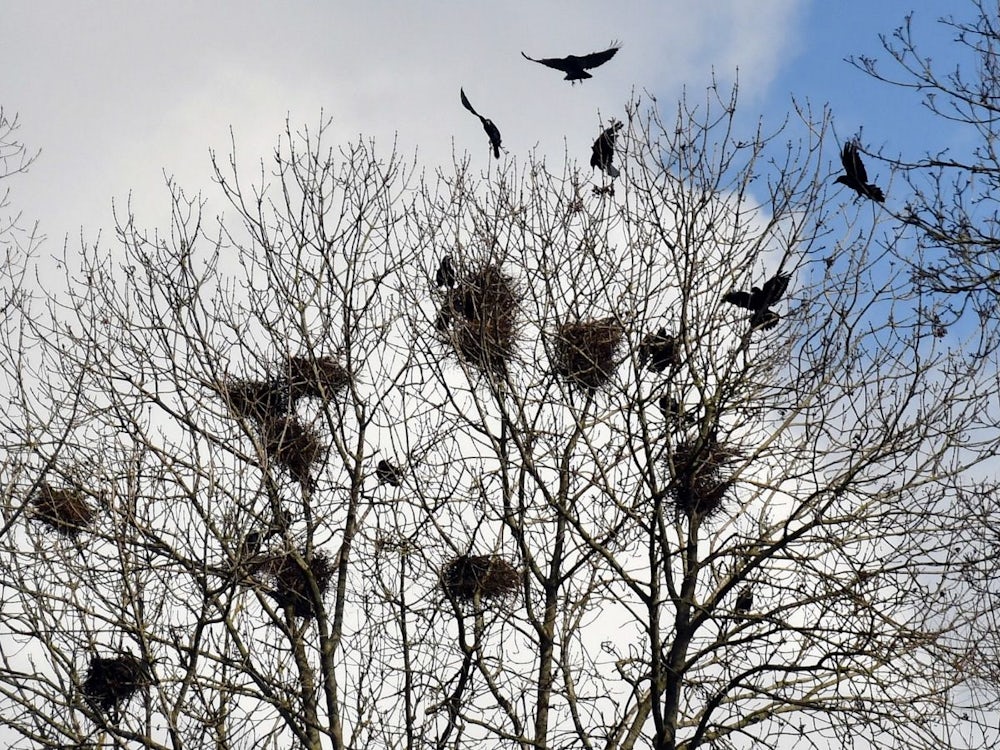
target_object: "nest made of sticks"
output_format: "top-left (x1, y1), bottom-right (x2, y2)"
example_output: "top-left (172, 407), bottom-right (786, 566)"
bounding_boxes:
top-left (261, 417), bottom-right (324, 487)
top-left (286, 355), bottom-right (350, 403)
top-left (219, 378), bottom-right (290, 423)
top-left (552, 317), bottom-right (624, 390)
top-left (668, 439), bottom-right (742, 518)
top-left (436, 264), bottom-right (519, 373)
top-left (259, 550), bottom-right (334, 618)
top-left (32, 482), bottom-right (96, 537)
top-left (441, 554), bottom-right (520, 603)
top-left (81, 653), bottom-right (150, 712)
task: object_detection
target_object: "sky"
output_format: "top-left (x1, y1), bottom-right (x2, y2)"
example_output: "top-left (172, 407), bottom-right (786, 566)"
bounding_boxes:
top-left (2, 1), bottom-right (966, 258)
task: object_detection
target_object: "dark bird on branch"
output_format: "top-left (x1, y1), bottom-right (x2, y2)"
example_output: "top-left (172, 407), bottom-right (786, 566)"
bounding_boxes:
top-left (435, 255), bottom-right (456, 288)
top-left (591, 120), bottom-right (623, 179)
top-left (724, 272), bottom-right (791, 331)
top-left (376, 459), bottom-right (403, 487)
top-left (735, 587), bottom-right (753, 620)
top-left (521, 42), bottom-right (621, 82)
top-left (834, 140), bottom-right (885, 203)
top-left (460, 89), bottom-right (502, 159)
top-left (639, 326), bottom-right (677, 372)
top-left (658, 395), bottom-right (697, 429)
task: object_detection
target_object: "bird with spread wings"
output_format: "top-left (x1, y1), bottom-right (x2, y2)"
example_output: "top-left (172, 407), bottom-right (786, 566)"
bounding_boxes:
top-left (521, 42), bottom-right (621, 82)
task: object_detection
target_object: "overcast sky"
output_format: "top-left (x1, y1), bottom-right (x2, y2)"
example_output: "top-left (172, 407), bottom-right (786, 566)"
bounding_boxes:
top-left (3, 1), bottom-right (961, 254)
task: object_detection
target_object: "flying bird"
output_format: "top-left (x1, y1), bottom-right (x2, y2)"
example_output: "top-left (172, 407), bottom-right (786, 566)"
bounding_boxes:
top-left (521, 43), bottom-right (621, 82)
top-left (639, 326), bottom-right (677, 372)
top-left (435, 255), bottom-right (456, 288)
top-left (460, 89), bottom-right (502, 159)
top-left (724, 272), bottom-right (791, 331)
top-left (591, 120), bottom-right (624, 179)
top-left (835, 140), bottom-right (885, 203)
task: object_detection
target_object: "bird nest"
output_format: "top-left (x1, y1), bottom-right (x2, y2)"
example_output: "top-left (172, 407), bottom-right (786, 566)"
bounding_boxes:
top-left (81, 653), bottom-right (150, 712)
top-left (437, 265), bottom-right (519, 373)
top-left (286, 355), bottom-right (350, 402)
top-left (259, 550), bottom-right (334, 618)
top-left (441, 554), bottom-right (520, 603)
top-left (667, 439), bottom-right (742, 518)
top-left (219, 378), bottom-right (289, 423)
top-left (552, 317), bottom-right (624, 390)
top-left (32, 482), bottom-right (96, 537)
top-left (261, 417), bottom-right (324, 487)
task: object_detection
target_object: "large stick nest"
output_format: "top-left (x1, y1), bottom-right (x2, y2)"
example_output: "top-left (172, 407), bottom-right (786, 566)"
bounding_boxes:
top-left (259, 550), bottom-right (335, 618)
top-left (441, 554), bottom-right (520, 603)
top-left (552, 317), bottom-right (624, 390)
top-left (81, 653), bottom-right (150, 712)
top-left (436, 264), bottom-right (519, 373)
top-left (261, 417), bottom-right (324, 487)
top-left (668, 439), bottom-right (742, 518)
top-left (286, 355), bottom-right (351, 403)
top-left (32, 482), bottom-right (96, 537)
top-left (218, 378), bottom-right (289, 423)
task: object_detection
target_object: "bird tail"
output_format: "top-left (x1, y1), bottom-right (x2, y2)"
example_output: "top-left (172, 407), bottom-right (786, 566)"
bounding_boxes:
top-left (606, 164), bottom-right (620, 179)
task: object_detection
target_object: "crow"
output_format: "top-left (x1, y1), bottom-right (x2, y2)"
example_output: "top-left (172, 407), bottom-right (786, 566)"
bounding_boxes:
top-left (639, 326), bottom-right (676, 372)
top-left (724, 272), bottom-right (791, 331)
top-left (460, 89), bottom-right (502, 159)
top-left (435, 255), bottom-right (456, 288)
top-left (658, 395), bottom-right (697, 428)
top-left (591, 120), bottom-right (623, 179)
top-left (376, 459), bottom-right (403, 488)
top-left (735, 587), bottom-right (753, 619)
top-left (835, 140), bottom-right (885, 203)
top-left (521, 43), bottom-right (621, 82)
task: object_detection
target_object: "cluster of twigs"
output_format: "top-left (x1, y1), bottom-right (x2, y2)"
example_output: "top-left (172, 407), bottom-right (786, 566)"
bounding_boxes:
top-left (552, 317), bottom-right (624, 390)
top-left (668, 438), bottom-right (742, 518)
top-left (81, 653), bottom-right (150, 714)
top-left (32, 482), bottom-right (96, 537)
top-left (258, 550), bottom-right (335, 618)
top-left (436, 264), bottom-right (520, 373)
top-left (441, 554), bottom-right (520, 603)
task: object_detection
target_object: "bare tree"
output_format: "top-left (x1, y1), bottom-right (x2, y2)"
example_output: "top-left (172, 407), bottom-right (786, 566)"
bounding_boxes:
top-left (850, 1), bottom-right (1000, 307)
top-left (0, 87), bottom-right (998, 750)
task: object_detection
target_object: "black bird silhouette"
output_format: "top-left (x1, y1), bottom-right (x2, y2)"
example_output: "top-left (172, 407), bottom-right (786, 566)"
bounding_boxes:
top-left (435, 255), bottom-right (456, 288)
top-left (658, 395), bottom-right (697, 428)
top-left (521, 43), bottom-right (621, 82)
top-left (591, 120), bottom-right (623, 179)
top-left (724, 272), bottom-right (791, 331)
top-left (376, 459), bottom-right (403, 488)
top-left (735, 587), bottom-right (753, 619)
top-left (639, 326), bottom-right (677, 372)
top-left (835, 141), bottom-right (885, 203)
top-left (460, 89), bottom-right (502, 159)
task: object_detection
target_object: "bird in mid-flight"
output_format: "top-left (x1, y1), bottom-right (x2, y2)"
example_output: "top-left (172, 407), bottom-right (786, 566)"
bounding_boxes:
top-left (724, 272), bottom-right (791, 331)
top-left (521, 43), bottom-right (621, 83)
top-left (591, 120), bottom-right (624, 179)
top-left (435, 255), bottom-right (456, 288)
top-left (835, 140), bottom-right (885, 203)
top-left (460, 89), bottom-right (502, 159)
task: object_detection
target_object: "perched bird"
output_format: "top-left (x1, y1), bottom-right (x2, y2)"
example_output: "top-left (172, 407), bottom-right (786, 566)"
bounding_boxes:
top-left (460, 89), bottom-right (502, 159)
top-left (591, 120), bottom-right (624, 178)
top-left (521, 43), bottom-right (621, 82)
top-left (835, 140), bottom-right (885, 203)
top-left (435, 255), bottom-right (456, 288)
top-left (724, 272), bottom-right (791, 331)
top-left (735, 587), bottom-right (753, 620)
top-left (658, 395), bottom-right (697, 429)
top-left (376, 459), bottom-right (403, 487)
top-left (639, 326), bottom-right (677, 372)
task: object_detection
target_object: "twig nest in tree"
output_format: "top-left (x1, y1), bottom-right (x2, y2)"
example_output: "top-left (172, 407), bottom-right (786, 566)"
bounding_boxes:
top-left (286, 355), bottom-right (350, 402)
top-left (552, 317), bottom-right (624, 390)
top-left (259, 550), bottom-right (334, 618)
top-left (219, 378), bottom-right (289, 423)
top-left (442, 554), bottom-right (520, 602)
top-left (81, 653), bottom-right (150, 713)
top-left (32, 482), bottom-right (96, 537)
top-left (436, 264), bottom-right (519, 373)
top-left (668, 438), bottom-right (741, 518)
top-left (260, 417), bottom-right (324, 487)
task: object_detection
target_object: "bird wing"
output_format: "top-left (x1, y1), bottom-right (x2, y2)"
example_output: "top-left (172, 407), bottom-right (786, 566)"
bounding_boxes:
top-left (460, 88), bottom-right (479, 117)
top-left (841, 141), bottom-right (869, 184)
top-left (577, 44), bottom-right (621, 70)
top-left (724, 290), bottom-right (754, 309)
top-left (521, 51), bottom-right (573, 73)
top-left (761, 273), bottom-right (790, 306)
